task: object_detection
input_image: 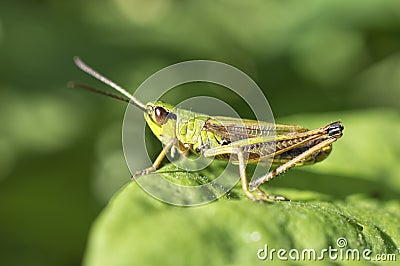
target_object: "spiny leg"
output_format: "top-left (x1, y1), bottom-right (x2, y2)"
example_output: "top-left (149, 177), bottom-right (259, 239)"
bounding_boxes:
top-left (237, 149), bottom-right (285, 202)
top-left (249, 137), bottom-right (337, 194)
top-left (202, 139), bottom-right (293, 201)
top-left (132, 139), bottom-right (175, 179)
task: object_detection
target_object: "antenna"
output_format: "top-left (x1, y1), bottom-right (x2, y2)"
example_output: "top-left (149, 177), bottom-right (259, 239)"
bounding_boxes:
top-left (68, 82), bottom-right (130, 103)
top-left (72, 57), bottom-right (147, 112)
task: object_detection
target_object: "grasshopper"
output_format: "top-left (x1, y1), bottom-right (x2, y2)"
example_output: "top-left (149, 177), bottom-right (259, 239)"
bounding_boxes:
top-left (72, 57), bottom-right (344, 202)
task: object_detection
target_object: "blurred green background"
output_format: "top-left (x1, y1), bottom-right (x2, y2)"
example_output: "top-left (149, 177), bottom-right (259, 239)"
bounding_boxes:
top-left (0, 0), bottom-right (399, 265)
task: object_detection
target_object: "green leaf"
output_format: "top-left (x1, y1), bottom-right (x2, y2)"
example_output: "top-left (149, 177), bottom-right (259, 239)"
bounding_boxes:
top-left (84, 109), bottom-right (400, 266)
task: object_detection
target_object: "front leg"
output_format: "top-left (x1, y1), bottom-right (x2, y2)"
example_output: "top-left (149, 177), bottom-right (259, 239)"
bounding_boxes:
top-left (131, 139), bottom-right (175, 179)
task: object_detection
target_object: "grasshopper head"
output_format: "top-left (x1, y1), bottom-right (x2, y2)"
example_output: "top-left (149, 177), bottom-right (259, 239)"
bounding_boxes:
top-left (144, 101), bottom-right (177, 143)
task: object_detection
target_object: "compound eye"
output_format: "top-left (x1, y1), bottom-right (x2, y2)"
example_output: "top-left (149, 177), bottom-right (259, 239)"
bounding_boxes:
top-left (154, 106), bottom-right (168, 124)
